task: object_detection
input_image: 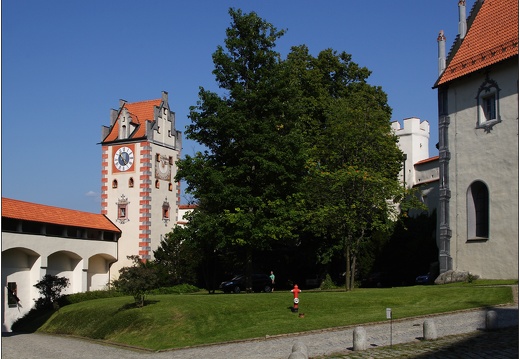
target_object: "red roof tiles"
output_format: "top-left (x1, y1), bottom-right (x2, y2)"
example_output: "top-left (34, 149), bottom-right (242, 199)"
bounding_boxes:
top-left (415, 156), bottom-right (440, 165)
top-left (436, 0), bottom-right (518, 86)
top-left (102, 98), bottom-right (162, 143)
top-left (2, 198), bottom-right (121, 233)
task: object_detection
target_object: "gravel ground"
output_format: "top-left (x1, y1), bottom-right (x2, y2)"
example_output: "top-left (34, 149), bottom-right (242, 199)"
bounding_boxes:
top-left (3, 287), bottom-right (518, 359)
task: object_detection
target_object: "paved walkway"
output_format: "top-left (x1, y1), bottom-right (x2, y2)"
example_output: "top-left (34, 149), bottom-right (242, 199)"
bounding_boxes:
top-left (2, 287), bottom-right (518, 359)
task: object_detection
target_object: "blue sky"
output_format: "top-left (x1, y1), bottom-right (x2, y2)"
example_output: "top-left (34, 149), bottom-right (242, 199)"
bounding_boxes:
top-left (2, 0), bottom-right (474, 213)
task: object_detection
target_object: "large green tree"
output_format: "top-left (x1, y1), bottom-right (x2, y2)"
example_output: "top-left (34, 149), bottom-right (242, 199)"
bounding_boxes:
top-left (286, 46), bottom-right (405, 290)
top-left (176, 9), bottom-right (306, 287)
top-left (169, 10), bottom-right (415, 292)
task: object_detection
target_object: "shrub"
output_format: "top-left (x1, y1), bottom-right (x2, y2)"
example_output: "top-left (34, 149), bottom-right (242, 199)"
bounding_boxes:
top-left (149, 284), bottom-right (200, 295)
top-left (320, 274), bottom-right (338, 290)
top-left (112, 255), bottom-right (159, 307)
top-left (34, 274), bottom-right (70, 310)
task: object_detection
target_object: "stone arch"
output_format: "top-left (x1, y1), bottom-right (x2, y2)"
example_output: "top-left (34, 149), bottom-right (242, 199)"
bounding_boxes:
top-left (1, 248), bottom-right (41, 332)
top-left (87, 253), bottom-right (117, 291)
top-left (47, 250), bottom-right (83, 294)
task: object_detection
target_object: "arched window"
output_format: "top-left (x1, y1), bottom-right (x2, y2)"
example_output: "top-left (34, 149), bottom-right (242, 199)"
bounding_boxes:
top-left (112, 179), bottom-right (118, 189)
top-left (168, 183), bottom-right (173, 191)
top-left (155, 180), bottom-right (160, 189)
top-left (467, 181), bottom-right (489, 239)
top-left (129, 177), bottom-right (134, 188)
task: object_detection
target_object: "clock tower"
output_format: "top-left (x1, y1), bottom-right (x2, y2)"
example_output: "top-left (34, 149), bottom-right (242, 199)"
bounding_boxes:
top-left (100, 91), bottom-right (182, 276)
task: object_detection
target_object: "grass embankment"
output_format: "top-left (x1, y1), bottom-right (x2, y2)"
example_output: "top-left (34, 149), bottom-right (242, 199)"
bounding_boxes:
top-left (35, 282), bottom-right (514, 351)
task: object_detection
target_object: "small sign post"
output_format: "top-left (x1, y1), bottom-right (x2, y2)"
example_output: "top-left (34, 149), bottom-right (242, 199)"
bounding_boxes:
top-left (386, 308), bottom-right (393, 347)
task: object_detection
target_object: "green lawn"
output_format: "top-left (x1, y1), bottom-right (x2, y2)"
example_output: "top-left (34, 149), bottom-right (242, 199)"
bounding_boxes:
top-left (35, 283), bottom-right (514, 351)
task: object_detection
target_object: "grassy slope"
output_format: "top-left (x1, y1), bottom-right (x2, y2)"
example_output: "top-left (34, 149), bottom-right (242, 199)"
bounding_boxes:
top-left (37, 284), bottom-right (514, 350)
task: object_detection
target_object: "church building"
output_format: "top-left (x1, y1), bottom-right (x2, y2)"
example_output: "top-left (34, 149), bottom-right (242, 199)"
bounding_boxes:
top-left (434, 0), bottom-right (518, 279)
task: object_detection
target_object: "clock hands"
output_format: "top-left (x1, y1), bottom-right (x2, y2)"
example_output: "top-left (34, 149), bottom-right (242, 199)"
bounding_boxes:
top-left (119, 152), bottom-right (131, 166)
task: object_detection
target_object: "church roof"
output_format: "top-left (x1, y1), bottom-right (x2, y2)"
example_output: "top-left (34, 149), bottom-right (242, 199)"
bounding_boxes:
top-left (2, 198), bottom-right (121, 233)
top-left (102, 98), bottom-right (162, 143)
top-left (435, 0), bottom-right (518, 87)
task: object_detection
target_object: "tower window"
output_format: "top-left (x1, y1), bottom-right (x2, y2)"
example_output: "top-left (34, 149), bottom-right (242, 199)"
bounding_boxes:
top-left (112, 179), bottom-right (118, 188)
top-left (116, 195), bottom-right (130, 224)
top-left (129, 177), bottom-right (134, 188)
top-left (119, 206), bottom-right (126, 219)
top-left (482, 93), bottom-right (496, 122)
top-left (155, 180), bottom-right (160, 189)
top-left (162, 200), bottom-right (170, 225)
top-left (476, 75), bottom-right (500, 130)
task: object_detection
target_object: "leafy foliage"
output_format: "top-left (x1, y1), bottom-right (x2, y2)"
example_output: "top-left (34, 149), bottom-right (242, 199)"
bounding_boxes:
top-left (176, 9), bottom-right (307, 285)
top-left (34, 274), bottom-right (70, 310)
top-left (285, 45), bottom-right (405, 290)
top-left (112, 255), bottom-right (159, 307)
top-left (153, 224), bottom-right (200, 286)
top-left (170, 8), bottom-right (429, 292)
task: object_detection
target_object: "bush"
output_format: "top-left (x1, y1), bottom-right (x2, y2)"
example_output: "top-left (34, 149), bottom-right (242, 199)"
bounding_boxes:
top-left (320, 274), bottom-right (338, 290)
top-left (112, 255), bottom-right (159, 307)
top-left (149, 284), bottom-right (200, 295)
top-left (34, 274), bottom-right (70, 310)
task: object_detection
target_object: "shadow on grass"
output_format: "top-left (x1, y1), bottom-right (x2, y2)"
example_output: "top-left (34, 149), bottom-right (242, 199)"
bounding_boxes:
top-left (10, 308), bottom-right (56, 333)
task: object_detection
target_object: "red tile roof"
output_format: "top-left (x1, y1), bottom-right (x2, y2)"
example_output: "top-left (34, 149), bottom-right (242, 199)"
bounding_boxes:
top-left (415, 156), bottom-right (439, 165)
top-left (2, 198), bottom-right (121, 233)
top-left (179, 204), bottom-right (197, 210)
top-left (102, 98), bottom-right (162, 143)
top-left (436, 0), bottom-right (518, 86)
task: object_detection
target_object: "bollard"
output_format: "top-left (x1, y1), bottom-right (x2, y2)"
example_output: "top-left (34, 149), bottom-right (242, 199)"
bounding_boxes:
top-left (288, 352), bottom-right (307, 359)
top-left (353, 326), bottom-right (367, 351)
top-left (423, 319), bottom-right (437, 340)
top-left (486, 310), bottom-right (498, 330)
top-left (290, 341), bottom-right (308, 358)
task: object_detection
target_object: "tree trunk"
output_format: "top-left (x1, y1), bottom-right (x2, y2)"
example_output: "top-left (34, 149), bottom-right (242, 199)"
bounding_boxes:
top-left (246, 246), bottom-right (253, 293)
top-left (345, 245), bottom-right (351, 291)
top-left (350, 254), bottom-right (356, 290)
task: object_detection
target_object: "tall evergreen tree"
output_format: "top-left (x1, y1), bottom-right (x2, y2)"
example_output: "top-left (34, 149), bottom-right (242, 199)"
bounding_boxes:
top-left (176, 9), bottom-right (305, 287)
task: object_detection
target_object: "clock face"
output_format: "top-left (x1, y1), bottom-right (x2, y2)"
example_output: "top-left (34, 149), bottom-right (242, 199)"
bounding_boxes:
top-left (155, 155), bottom-right (171, 180)
top-left (114, 146), bottom-right (134, 172)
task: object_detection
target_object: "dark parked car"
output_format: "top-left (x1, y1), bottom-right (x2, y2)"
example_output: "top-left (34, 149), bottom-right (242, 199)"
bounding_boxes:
top-left (219, 274), bottom-right (272, 293)
top-left (415, 273), bottom-right (431, 285)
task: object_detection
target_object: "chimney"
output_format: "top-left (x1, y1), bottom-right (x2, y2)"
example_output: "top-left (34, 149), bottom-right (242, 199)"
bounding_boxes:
top-left (458, 0), bottom-right (467, 39)
top-left (437, 30), bottom-right (447, 76)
